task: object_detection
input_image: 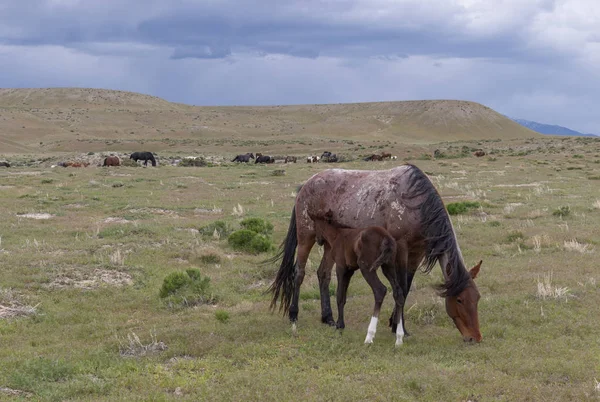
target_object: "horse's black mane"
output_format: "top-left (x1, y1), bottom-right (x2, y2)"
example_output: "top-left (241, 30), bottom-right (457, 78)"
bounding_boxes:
top-left (404, 164), bottom-right (471, 297)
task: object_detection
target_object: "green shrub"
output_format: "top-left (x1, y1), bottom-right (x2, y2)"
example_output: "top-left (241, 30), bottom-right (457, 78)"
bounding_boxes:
top-left (41, 179), bottom-right (53, 184)
top-left (199, 253), bottom-right (221, 264)
top-left (240, 217), bottom-right (273, 235)
top-left (228, 230), bottom-right (273, 254)
top-left (446, 201), bottom-right (480, 215)
top-left (506, 231), bottom-right (525, 243)
top-left (179, 157), bottom-right (207, 167)
top-left (215, 310), bottom-right (230, 323)
top-left (553, 205), bottom-right (571, 217)
top-left (199, 220), bottom-right (231, 238)
top-left (159, 269), bottom-right (213, 308)
top-left (488, 221), bottom-right (501, 227)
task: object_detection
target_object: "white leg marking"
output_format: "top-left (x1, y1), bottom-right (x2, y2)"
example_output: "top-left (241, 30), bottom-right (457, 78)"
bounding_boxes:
top-left (364, 316), bottom-right (378, 344)
top-left (395, 324), bottom-right (405, 347)
top-left (292, 322), bottom-right (297, 335)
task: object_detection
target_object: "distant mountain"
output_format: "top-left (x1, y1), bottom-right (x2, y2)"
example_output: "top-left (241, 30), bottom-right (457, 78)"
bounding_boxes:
top-left (511, 118), bottom-right (598, 137)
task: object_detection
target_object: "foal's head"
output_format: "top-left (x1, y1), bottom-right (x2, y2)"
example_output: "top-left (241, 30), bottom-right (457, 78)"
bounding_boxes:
top-left (445, 260), bottom-right (482, 343)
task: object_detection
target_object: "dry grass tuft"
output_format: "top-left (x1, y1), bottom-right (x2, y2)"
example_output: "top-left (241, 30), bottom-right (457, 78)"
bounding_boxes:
top-left (110, 249), bottom-right (126, 266)
top-left (564, 239), bottom-right (592, 253)
top-left (232, 203), bottom-right (245, 216)
top-left (118, 330), bottom-right (167, 357)
top-left (0, 288), bottom-right (39, 319)
top-left (536, 272), bottom-right (570, 301)
top-left (593, 199), bottom-right (600, 210)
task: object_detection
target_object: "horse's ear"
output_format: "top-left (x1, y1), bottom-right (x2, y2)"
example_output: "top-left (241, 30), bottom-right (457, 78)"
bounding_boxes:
top-left (470, 260), bottom-right (482, 279)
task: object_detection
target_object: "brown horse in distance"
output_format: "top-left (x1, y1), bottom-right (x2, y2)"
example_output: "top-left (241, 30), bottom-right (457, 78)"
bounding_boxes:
top-left (269, 164), bottom-right (483, 344)
top-left (103, 156), bottom-right (121, 166)
top-left (312, 211), bottom-right (402, 345)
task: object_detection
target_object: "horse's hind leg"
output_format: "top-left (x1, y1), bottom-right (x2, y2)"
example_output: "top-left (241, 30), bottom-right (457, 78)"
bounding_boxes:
top-left (317, 242), bottom-right (336, 326)
top-left (289, 238), bottom-right (315, 330)
top-left (360, 269), bottom-right (387, 344)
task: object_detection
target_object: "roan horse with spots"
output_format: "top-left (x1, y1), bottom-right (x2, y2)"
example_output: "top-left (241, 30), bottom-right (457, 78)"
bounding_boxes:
top-left (269, 164), bottom-right (483, 344)
top-left (311, 210), bottom-right (403, 345)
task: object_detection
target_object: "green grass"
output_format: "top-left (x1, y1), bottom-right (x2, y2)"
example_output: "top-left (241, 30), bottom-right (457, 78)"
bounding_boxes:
top-left (1, 136), bottom-right (600, 400)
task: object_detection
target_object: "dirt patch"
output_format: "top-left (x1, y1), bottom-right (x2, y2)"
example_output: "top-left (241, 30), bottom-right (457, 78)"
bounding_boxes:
top-left (0, 387), bottom-right (33, 398)
top-left (129, 208), bottom-right (178, 216)
top-left (0, 185), bottom-right (15, 189)
top-left (194, 207), bottom-right (222, 215)
top-left (46, 267), bottom-right (133, 290)
top-left (17, 213), bottom-right (54, 219)
top-left (0, 288), bottom-right (38, 319)
top-left (103, 217), bottom-right (130, 224)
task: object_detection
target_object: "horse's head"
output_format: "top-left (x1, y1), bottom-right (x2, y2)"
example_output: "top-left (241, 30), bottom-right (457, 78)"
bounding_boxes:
top-left (445, 260), bottom-right (482, 343)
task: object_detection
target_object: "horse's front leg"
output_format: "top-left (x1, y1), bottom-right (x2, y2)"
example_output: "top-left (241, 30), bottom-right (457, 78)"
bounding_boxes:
top-left (382, 263), bottom-right (407, 347)
top-left (335, 265), bottom-right (354, 330)
top-left (317, 243), bottom-right (336, 326)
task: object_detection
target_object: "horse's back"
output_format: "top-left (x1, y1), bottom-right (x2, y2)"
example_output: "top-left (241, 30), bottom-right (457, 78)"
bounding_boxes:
top-left (296, 165), bottom-right (419, 240)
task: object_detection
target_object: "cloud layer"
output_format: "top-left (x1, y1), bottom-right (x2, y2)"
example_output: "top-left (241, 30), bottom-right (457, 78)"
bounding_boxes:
top-left (1, 0), bottom-right (599, 132)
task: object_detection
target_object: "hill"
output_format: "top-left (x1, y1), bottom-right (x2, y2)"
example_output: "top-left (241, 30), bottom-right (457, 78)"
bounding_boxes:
top-left (512, 118), bottom-right (598, 137)
top-left (0, 88), bottom-right (541, 154)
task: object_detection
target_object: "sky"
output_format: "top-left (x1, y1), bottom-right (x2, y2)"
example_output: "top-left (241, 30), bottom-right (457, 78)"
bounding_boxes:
top-left (1, 0), bottom-right (599, 133)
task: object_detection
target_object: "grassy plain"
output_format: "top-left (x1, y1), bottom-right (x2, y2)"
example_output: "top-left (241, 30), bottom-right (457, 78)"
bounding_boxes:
top-left (1, 135), bottom-right (600, 401)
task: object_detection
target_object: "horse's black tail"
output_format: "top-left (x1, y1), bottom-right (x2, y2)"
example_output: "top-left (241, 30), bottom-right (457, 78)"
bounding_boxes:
top-left (266, 205), bottom-right (298, 314)
top-left (150, 155), bottom-right (157, 166)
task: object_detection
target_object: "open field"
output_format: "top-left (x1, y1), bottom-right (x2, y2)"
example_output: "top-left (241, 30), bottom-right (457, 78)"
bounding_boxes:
top-left (1, 135), bottom-right (600, 401)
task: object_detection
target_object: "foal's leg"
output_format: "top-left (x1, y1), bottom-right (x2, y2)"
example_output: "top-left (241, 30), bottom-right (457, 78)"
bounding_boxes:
top-left (317, 242), bottom-right (336, 326)
top-left (289, 238), bottom-right (315, 332)
top-left (360, 268), bottom-right (387, 344)
top-left (335, 264), bottom-right (355, 330)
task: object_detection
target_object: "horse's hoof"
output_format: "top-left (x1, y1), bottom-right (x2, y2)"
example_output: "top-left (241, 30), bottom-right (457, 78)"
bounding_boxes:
top-left (322, 316), bottom-right (336, 326)
top-left (336, 323), bottom-right (345, 330)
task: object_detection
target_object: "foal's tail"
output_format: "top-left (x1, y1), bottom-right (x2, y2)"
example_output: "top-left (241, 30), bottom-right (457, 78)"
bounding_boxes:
top-left (267, 205), bottom-right (298, 314)
top-left (367, 235), bottom-right (396, 272)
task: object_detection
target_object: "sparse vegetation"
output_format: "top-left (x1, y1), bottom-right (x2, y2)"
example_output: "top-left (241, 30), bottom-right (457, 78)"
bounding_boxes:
top-left (446, 201), bottom-right (480, 215)
top-left (0, 98), bottom-right (599, 400)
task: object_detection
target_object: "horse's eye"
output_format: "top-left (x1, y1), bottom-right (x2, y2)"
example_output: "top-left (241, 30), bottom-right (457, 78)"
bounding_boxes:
top-left (456, 298), bottom-right (463, 304)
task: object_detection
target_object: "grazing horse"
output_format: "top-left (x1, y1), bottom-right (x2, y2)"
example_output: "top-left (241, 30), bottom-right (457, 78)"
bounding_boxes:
top-left (232, 153), bottom-right (255, 163)
top-left (312, 211), bottom-right (401, 345)
top-left (256, 155), bottom-right (275, 164)
top-left (62, 161), bottom-right (90, 167)
top-left (307, 156), bottom-right (321, 163)
top-left (473, 150), bottom-right (486, 157)
top-left (285, 156), bottom-right (297, 163)
top-left (381, 152), bottom-right (392, 159)
top-left (321, 153), bottom-right (338, 163)
top-left (130, 151), bottom-right (157, 166)
top-left (364, 154), bottom-right (383, 161)
top-left (321, 151), bottom-right (332, 159)
top-left (0, 161), bottom-right (10, 168)
top-left (103, 156), bottom-right (121, 166)
top-left (269, 164), bottom-right (483, 344)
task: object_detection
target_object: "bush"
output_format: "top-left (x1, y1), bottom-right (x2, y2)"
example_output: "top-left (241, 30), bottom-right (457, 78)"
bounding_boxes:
top-left (159, 269), bottom-right (213, 308)
top-left (121, 158), bottom-right (139, 167)
top-left (506, 231), bottom-right (525, 243)
top-left (179, 157), bottom-right (207, 167)
top-left (228, 230), bottom-right (273, 254)
top-left (199, 220), bottom-right (231, 238)
top-left (215, 310), bottom-right (230, 323)
top-left (553, 205), bottom-right (571, 217)
top-left (240, 217), bottom-right (273, 235)
top-left (199, 253), bottom-right (221, 264)
top-left (446, 201), bottom-right (480, 215)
